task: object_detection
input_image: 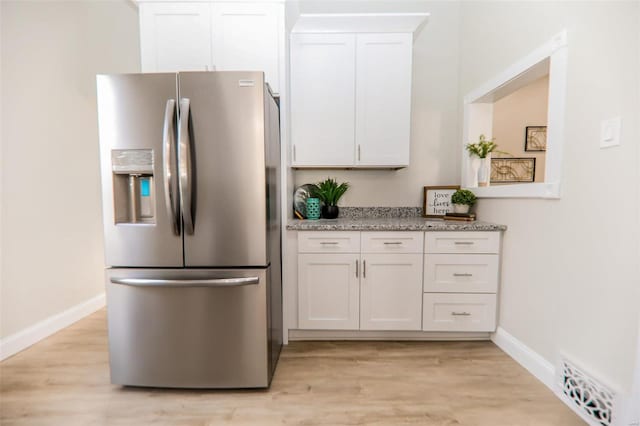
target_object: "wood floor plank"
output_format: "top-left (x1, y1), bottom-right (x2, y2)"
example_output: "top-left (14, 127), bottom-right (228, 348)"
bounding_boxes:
top-left (0, 309), bottom-right (584, 425)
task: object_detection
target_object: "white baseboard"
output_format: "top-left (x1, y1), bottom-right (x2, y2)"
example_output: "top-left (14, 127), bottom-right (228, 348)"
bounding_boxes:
top-left (491, 326), bottom-right (556, 390)
top-left (0, 293), bottom-right (106, 361)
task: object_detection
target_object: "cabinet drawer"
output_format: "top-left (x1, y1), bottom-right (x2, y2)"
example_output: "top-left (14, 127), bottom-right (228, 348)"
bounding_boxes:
top-left (422, 293), bottom-right (497, 332)
top-left (424, 254), bottom-right (499, 293)
top-left (361, 232), bottom-right (423, 253)
top-left (298, 231), bottom-right (360, 253)
top-left (425, 232), bottom-right (500, 254)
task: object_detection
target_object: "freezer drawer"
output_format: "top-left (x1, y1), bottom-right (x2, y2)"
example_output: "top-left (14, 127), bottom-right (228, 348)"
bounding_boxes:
top-left (106, 268), bottom-right (273, 388)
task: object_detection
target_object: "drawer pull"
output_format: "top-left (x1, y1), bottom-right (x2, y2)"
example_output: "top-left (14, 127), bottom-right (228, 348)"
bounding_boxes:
top-left (454, 241), bottom-right (474, 245)
top-left (451, 311), bottom-right (471, 316)
top-left (453, 273), bottom-right (473, 277)
top-left (320, 242), bottom-right (339, 245)
top-left (383, 242), bottom-right (403, 245)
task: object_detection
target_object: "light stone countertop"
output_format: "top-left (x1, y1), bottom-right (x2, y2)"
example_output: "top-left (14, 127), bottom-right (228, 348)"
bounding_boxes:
top-left (286, 217), bottom-right (507, 232)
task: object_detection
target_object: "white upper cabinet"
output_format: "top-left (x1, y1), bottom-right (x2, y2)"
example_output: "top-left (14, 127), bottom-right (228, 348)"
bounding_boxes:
top-left (211, 3), bottom-right (281, 93)
top-left (355, 33), bottom-right (412, 167)
top-left (138, 1), bottom-right (283, 94)
top-left (140, 3), bottom-right (213, 72)
top-left (289, 13), bottom-right (427, 168)
top-left (290, 33), bottom-right (356, 166)
top-left (291, 32), bottom-right (414, 168)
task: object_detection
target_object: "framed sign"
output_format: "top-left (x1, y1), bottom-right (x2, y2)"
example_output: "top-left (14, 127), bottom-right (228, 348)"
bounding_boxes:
top-left (423, 186), bottom-right (460, 218)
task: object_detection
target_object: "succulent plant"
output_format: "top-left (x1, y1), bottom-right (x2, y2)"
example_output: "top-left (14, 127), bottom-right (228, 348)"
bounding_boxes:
top-left (311, 178), bottom-right (349, 206)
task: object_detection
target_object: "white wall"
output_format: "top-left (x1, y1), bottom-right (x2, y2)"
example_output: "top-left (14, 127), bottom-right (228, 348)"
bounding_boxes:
top-left (0, 1), bottom-right (140, 338)
top-left (292, 1), bottom-right (461, 207)
top-left (459, 1), bottom-right (640, 397)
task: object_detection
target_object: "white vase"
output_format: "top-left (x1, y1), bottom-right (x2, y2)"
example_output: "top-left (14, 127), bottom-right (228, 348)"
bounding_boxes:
top-left (478, 154), bottom-right (491, 187)
top-left (452, 204), bottom-right (470, 214)
top-left (469, 156), bottom-right (481, 188)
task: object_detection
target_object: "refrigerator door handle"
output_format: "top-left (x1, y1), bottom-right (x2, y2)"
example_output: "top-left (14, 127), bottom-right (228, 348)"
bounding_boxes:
top-left (163, 99), bottom-right (180, 235)
top-left (110, 276), bottom-right (260, 288)
top-left (178, 97), bottom-right (194, 235)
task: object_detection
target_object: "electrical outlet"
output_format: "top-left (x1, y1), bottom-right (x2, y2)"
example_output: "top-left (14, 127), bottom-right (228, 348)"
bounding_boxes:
top-left (600, 117), bottom-right (622, 148)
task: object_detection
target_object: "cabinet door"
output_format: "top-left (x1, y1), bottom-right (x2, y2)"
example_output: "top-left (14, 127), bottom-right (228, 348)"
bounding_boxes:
top-left (212, 3), bottom-right (282, 94)
top-left (290, 33), bottom-right (356, 166)
top-left (360, 254), bottom-right (423, 330)
top-left (355, 33), bottom-right (412, 167)
top-left (139, 3), bottom-right (213, 72)
top-left (298, 253), bottom-right (359, 330)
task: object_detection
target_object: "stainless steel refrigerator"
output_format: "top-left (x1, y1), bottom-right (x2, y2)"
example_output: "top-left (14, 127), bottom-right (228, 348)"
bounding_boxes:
top-left (96, 71), bottom-right (282, 389)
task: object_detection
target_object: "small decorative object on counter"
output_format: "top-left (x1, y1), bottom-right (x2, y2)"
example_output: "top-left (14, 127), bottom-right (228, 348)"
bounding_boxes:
top-left (450, 189), bottom-right (477, 214)
top-left (466, 135), bottom-right (505, 187)
top-left (311, 178), bottom-right (349, 219)
top-left (293, 183), bottom-right (316, 219)
top-left (305, 197), bottom-right (321, 220)
top-left (444, 212), bottom-right (476, 222)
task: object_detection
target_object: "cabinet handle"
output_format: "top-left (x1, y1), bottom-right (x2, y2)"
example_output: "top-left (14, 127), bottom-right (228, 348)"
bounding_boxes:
top-left (293, 145), bottom-right (297, 162)
top-left (453, 273), bottom-right (473, 277)
top-left (454, 241), bottom-right (474, 245)
top-left (355, 260), bottom-right (359, 278)
top-left (383, 242), bottom-right (403, 245)
top-left (363, 259), bottom-right (366, 278)
top-left (320, 241), bottom-right (339, 245)
top-left (451, 312), bottom-right (471, 316)
top-left (357, 144), bottom-right (361, 161)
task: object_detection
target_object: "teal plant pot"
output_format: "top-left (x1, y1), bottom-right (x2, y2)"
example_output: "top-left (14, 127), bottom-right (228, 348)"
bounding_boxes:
top-left (306, 197), bottom-right (321, 220)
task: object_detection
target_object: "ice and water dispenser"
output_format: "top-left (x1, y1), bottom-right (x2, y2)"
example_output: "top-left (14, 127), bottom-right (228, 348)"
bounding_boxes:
top-left (111, 149), bottom-right (155, 224)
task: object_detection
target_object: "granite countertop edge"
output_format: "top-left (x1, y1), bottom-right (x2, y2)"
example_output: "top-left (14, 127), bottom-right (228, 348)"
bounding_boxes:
top-left (286, 218), bottom-right (507, 232)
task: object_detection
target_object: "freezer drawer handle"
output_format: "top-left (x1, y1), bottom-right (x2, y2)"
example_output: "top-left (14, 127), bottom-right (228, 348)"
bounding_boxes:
top-left (110, 276), bottom-right (259, 288)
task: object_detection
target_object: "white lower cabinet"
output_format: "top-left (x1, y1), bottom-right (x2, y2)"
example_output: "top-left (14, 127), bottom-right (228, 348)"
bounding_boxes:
top-left (298, 253), bottom-right (359, 330)
top-left (296, 230), bottom-right (502, 334)
top-left (422, 232), bottom-right (500, 333)
top-left (422, 293), bottom-right (497, 332)
top-left (424, 254), bottom-right (499, 294)
top-left (297, 231), bottom-right (423, 331)
top-left (360, 253), bottom-right (423, 330)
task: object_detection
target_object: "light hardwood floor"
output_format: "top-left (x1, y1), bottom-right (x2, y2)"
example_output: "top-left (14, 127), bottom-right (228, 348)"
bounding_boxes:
top-left (0, 309), bottom-right (584, 425)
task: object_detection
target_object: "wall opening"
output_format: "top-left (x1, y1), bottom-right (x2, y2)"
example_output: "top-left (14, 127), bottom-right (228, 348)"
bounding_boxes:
top-left (461, 31), bottom-right (568, 199)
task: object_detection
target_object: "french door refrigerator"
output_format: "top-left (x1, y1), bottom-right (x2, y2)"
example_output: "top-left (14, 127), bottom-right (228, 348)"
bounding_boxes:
top-left (96, 71), bottom-right (282, 388)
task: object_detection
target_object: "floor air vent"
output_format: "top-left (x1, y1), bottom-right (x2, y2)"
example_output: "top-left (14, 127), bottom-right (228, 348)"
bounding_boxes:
top-left (560, 358), bottom-right (616, 426)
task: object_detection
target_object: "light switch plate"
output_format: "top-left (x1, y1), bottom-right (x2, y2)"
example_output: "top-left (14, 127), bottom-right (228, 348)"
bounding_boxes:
top-left (600, 117), bottom-right (622, 148)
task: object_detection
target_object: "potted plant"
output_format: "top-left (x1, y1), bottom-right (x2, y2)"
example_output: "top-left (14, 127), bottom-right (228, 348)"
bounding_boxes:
top-left (311, 178), bottom-right (349, 219)
top-left (466, 134), bottom-right (501, 187)
top-left (450, 189), bottom-right (477, 214)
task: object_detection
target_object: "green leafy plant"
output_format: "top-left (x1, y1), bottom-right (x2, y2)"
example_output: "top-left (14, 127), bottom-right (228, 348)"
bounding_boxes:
top-left (451, 189), bottom-right (477, 206)
top-left (311, 178), bottom-right (349, 206)
top-left (466, 134), bottom-right (501, 158)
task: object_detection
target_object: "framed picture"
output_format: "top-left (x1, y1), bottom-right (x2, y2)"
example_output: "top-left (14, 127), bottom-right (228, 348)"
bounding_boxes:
top-left (491, 158), bottom-right (536, 183)
top-left (525, 126), bottom-right (547, 151)
top-left (423, 186), bottom-right (460, 218)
